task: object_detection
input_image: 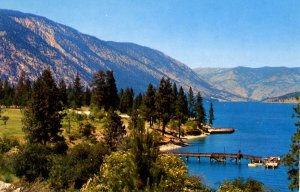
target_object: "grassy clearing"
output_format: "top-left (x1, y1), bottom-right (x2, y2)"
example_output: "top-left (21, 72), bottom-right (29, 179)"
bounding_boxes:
top-left (0, 109), bottom-right (23, 138)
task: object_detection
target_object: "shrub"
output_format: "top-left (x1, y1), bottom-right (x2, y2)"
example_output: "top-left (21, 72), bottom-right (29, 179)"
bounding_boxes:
top-left (0, 136), bottom-right (20, 154)
top-left (12, 143), bottom-right (52, 182)
top-left (79, 121), bottom-right (96, 138)
top-left (218, 178), bottom-right (270, 192)
top-left (49, 142), bottom-right (109, 190)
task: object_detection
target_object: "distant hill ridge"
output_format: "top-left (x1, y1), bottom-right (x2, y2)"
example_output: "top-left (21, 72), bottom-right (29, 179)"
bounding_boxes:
top-left (0, 9), bottom-right (243, 101)
top-left (262, 92), bottom-right (300, 103)
top-left (194, 66), bottom-right (300, 100)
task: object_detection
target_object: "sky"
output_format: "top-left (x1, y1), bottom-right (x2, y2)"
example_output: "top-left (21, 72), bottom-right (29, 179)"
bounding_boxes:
top-left (0, 0), bottom-right (299, 68)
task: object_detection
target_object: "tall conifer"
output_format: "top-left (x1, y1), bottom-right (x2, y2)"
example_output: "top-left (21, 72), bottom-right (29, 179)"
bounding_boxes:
top-left (22, 69), bottom-right (65, 145)
top-left (175, 87), bottom-right (188, 138)
top-left (91, 70), bottom-right (106, 109)
top-left (188, 87), bottom-right (196, 118)
top-left (72, 73), bottom-right (83, 108)
top-left (105, 71), bottom-right (119, 110)
top-left (208, 102), bottom-right (215, 126)
top-left (103, 108), bottom-right (126, 152)
top-left (195, 91), bottom-right (206, 129)
top-left (155, 77), bottom-right (172, 136)
top-left (141, 83), bottom-right (156, 128)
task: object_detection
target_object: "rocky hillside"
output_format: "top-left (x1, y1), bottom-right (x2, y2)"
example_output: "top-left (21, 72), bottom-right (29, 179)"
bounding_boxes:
top-left (262, 92), bottom-right (300, 103)
top-left (194, 67), bottom-right (300, 101)
top-left (0, 9), bottom-right (242, 101)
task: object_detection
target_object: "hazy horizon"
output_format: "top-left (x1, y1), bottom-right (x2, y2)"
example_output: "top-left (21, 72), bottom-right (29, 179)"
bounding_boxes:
top-left (0, 0), bottom-right (299, 69)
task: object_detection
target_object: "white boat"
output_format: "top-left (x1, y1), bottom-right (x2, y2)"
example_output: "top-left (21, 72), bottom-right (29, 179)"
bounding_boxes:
top-left (248, 163), bottom-right (258, 167)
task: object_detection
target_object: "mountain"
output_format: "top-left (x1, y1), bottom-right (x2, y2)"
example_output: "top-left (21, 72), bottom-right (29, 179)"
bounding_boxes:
top-left (0, 9), bottom-right (243, 101)
top-left (194, 66), bottom-right (300, 100)
top-left (262, 92), bottom-right (300, 103)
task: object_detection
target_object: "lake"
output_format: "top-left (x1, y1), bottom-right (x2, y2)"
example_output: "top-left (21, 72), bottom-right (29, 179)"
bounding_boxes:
top-left (172, 102), bottom-right (298, 192)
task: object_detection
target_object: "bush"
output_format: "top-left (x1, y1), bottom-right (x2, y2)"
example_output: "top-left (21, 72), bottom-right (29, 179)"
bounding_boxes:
top-left (12, 143), bottom-right (52, 182)
top-left (1, 116), bottom-right (9, 125)
top-left (218, 178), bottom-right (271, 192)
top-left (81, 151), bottom-right (139, 192)
top-left (79, 121), bottom-right (96, 138)
top-left (0, 136), bottom-right (20, 154)
top-left (49, 142), bottom-right (109, 190)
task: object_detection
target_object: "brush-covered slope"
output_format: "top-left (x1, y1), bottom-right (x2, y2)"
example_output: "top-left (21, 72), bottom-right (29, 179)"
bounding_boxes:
top-left (0, 9), bottom-right (242, 101)
top-left (195, 67), bottom-right (300, 100)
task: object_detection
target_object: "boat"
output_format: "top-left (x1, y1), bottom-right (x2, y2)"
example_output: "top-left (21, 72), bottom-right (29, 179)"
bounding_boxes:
top-left (248, 162), bottom-right (258, 167)
top-left (265, 161), bottom-right (278, 168)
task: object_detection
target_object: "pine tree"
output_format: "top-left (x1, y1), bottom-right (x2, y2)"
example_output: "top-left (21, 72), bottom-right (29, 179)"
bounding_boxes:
top-left (208, 102), bottom-right (215, 126)
top-left (128, 111), bottom-right (159, 188)
top-left (103, 108), bottom-right (126, 152)
top-left (119, 88), bottom-right (134, 114)
top-left (72, 73), bottom-right (83, 108)
top-left (22, 69), bottom-right (65, 145)
top-left (91, 70), bottom-right (106, 110)
top-left (83, 87), bottom-right (92, 106)
top-left (188, 87), bottom-right (196, 118)
top-left (171, 83), bottom-right (178, 116)
top-left (141, 83), bottom-right (156, 128)
top-left (155, 77), bottom-right (172, 136)
top-left (0, 80), bottom-right (3, 104)
top-left (58, 79), bottom-right (68, 107)
top-left (175, 87), bottom-right (188, 138)
top-left (195, 91), bottom-right (206, 129)
top-left (133, 93), bottom-right (143, 111)
top-left (2, 80), bottom-right (15, 106)
top-left (283, 100), bottom-right (300, 190)
top-left (24, 79), bottom-right (31, 105)
top-left (14, 71), bottom-right (26, 106)
top-left (105, 71), bottom-right (119, 110)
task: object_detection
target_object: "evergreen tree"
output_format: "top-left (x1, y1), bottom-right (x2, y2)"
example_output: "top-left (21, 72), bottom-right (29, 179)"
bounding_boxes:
top-left (171, 83), bottom-right (178, 116)
top-left (83, 87), bottom-right (92, 106)
top-left (0, 80), bottom-right (3, 104)
top-left (14, 71), bottom-right (26, 106)
top-left (133, 93), bottom-right (143, 111)
top-left (119, 87), bottom-right (134, 114)
top-left (105, 71), bottom-right (119, 110)
top-left (72, 73), bottom-right (83, 108)
top-left (91, 70), bottom-right (106, 109)
top-left (175, 87), bottom-right (188, 138)
top-left (128, 111), bottom-right (159, 188)
top-left (58, 79), bottom-right (68, 107)
top-left (283, 100), bottom-right (300, 190)
top-left (188, 87), bottom-right (196, 118)
top-left (103, 108), bottom-right (126, 152)
top-left (24, 79), bottom-right (31, 105)
top-left (66, 84), bottom-right (73, 107)
top-left (22, 69), bottom-right (65, 145)
top-left (141, 83), bottom-right (156, 128)
top-left (2, 79), bottom-right (15, 106)
top-left (155, 77), bottom-right (172, 136)
top-left (195, 91), bottom-right (206, 129)
top-left (208, 102), bottom-right (215, 126)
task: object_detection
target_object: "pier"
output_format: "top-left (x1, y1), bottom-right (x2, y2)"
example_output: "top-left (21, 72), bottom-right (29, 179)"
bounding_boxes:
top-left (166, 151), bottom-right (267, 164)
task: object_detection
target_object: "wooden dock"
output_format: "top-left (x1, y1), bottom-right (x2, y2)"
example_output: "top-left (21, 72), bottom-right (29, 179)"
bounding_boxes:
top-left (165, 151), bottom-right (265, 164)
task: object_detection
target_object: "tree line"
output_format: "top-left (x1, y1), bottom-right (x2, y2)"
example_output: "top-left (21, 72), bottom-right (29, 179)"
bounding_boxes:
top-left (0, 69), bottom-right (215, 135)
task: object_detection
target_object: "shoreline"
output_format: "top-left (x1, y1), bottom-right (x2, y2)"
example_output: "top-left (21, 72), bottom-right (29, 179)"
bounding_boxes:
top-left (159, 133), bottom-right (209, 152)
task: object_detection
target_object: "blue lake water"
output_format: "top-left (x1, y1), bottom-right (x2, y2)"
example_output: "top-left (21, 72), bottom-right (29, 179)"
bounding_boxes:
top-left (172, 102), bottom-right (298, 192)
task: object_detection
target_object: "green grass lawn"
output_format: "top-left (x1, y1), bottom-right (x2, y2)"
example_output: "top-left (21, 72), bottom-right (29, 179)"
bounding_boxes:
top-left (0, 109), bottom-right (23, 138)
